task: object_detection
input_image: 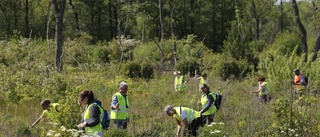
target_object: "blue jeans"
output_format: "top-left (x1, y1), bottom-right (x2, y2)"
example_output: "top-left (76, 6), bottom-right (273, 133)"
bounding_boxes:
top-left (114, 119), bottom-right (128, 129)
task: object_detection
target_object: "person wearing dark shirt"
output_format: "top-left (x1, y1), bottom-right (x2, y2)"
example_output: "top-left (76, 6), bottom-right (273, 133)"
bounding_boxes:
top-left (199, 84), bottom-right (217, 125)
top-left (110, 82), bottom-right (130, 129)
top-left (77, 90), bottom-right (102, 136)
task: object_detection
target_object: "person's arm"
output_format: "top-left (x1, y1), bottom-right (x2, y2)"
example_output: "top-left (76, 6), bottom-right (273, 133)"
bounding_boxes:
top-left (111, 95), bottom-right (119, 110)
top-left (175, 119), bottom-right (182, 137)
top-left (77, 105), bottom-right (101, 128)
top-left (54, 104), bottom-right (59, 112)
top-left (200, 94), bottom-right (214, 114)
top-left (181, 118), bottom-right (189, 137)
top-left (300, 75), bottom-right (306, 85)
top-left (31, 114), bottom-right (44, 127)
top-left (84, 105), bottom-right (101, 127)
top-left (260, 83), bottom-right (266, 92)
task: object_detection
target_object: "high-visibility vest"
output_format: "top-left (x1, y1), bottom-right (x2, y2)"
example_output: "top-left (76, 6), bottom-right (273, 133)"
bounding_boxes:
top-left (42, 103), bottom-right (59, 121)
top-left (173, 107), bottom-right (200, 124)
top-left (294, 74), bottom-right (305, 91)
top-left (199, 77), bottom-right (207, 90)
top-left (175, 76), bottom-right (186, 91)
top-left (84, 103), bottom-right (103, 134)
top-left (259, 82), bottom-right (270, 96)
top-left (200, 77), bottom-right (207, 85)
top-left (110, 92), bottom-right (129, 120)
top-left (200, 92), bottom-right (216, 116)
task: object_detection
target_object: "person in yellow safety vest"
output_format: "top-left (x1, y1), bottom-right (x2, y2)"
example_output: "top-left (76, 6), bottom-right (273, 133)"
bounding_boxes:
top-left (254, 76), bottom-right (271, 103)
top-left (197, 72), bottom-right (208, 91)
top-left (174, 71), bottom-right (187, 92)
top-left (31, 99), bottom-right (59, 127)
top-left (110, 82), bottom-right (130, 129)
top-left (164, 105), bottom-right (204, 137)
top-left (77, 90), bottom-right (103, 136)
top-left (292, 68), bottom-right (306, 95)
top-left (199, 84), bottom-right (216, 125)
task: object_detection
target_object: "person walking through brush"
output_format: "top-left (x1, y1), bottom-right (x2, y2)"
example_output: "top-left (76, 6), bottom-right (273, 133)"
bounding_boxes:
top-left (164, 105), bottom-right (204, 137)
top-left (292, 68), bottom-right (307, 95)
top-left (174, 71), bottom-right (187, 92)
top-left (110, 82), bottom-right (130, 129)
top-left (31, 99), bottom-right (59, 127)
top-left (199, 84), bottom-right (216, 124)
top-left (77, 90), bottom-right (103, 136)
top-left (196, 72), bottom-right (208, 91)
top-left (254, 76), bottom-right (271, 103)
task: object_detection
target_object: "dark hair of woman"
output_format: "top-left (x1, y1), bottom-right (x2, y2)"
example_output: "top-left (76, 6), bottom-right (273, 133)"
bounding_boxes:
top-left (79, 90), bottom-right (95, 104)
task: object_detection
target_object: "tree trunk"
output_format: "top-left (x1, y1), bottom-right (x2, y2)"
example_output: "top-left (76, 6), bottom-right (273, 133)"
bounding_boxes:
top-left (13, 0), bottom-right (18, 30)
top-left (52, 0), bottom-right (66, 72)
top-left (158, 0), bottom-right (164, 63)
top-left (108, 1), bottom-right (114, 39)
top-left (97, 3), bottom-right (102, 40)
top-left (250, 0), bottom-right (260, 40)
top-left (25, 0), bottom-right (30, 37)
top-left (0, 3), bottom-right (11, 36)
top-left (312, 1), bottom-right (319, 61)
top-left (280, 0), bottom-right (283, 33)
top-left (292, 0), bottom-right (308, 62)
top-left (69, 0), bottom-right (80, 34)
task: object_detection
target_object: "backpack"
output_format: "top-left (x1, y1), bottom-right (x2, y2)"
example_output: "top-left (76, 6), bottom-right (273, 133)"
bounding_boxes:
top-left (101, 108), bottom-right (110, 130)
top-left (93, 101), bottom-right (110, 130)
top-left (214, 92), bottom-right (222, 109)
top-left (304, 75), bottom-right (308, 85)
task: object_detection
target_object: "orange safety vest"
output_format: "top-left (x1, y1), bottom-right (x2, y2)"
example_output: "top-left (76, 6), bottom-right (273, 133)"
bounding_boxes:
top-left (294, 73), bottom-right (305, 91)
top-left (294, 73), bottom-right (302, 84)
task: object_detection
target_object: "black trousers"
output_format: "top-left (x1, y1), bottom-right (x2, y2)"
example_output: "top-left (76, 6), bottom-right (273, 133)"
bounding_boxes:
top-left (188, 115), bottom-right (205, 136)
top-left (203, 114), bottom-right (215, 125)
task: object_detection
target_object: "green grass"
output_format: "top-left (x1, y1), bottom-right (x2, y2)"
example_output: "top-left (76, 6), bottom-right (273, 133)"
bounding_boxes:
top-left (1, 38), bottom-right (320, 137)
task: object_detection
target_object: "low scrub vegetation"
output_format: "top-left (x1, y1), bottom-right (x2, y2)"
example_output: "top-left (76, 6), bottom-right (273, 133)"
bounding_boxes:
top-left (1, 34), bottom-right (320, 137)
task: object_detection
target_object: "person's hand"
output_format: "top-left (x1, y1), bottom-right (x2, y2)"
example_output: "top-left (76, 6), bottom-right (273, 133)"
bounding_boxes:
top-left (115, 103), bottom-right (119, 109)
top-left (77, 100), bottom-right (82, 106)
top-left (175, 133), bottom-right (179, 137)
top-left (76, 122), bottom-right (86, 129)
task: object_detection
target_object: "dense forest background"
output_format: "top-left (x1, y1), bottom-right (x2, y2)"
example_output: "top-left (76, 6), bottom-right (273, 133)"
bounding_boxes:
top-left (1, 0), bottom-right (320, 136)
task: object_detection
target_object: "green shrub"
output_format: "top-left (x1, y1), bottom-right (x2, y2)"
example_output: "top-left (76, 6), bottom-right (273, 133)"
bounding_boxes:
top-left (103, 128), bottom-right (131, 137)
top-left (273, 31), bottom-right (301, 56)
top-left (198, 122), bottom-right (226, 137)
top-left (94, 47), bottom-right (110, 63)
top-left (124, 61), bottom-right (142, 78)
top-left (141, 62), bottom-right (154, 79)
top-left (215, 60), bottom-right (241, 80)
top-left (175, 58), bottom-right (200, 77)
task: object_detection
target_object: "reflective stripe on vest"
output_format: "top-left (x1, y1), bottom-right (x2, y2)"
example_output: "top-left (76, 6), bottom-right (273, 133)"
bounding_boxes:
top-left (173, 107), bottom-right (200, 124)
top-left (175, 76), bottom-right (186, 91)
top-left (201, 92), bottom-right (216, 115)
top-left (84, 103), bottom-right (103, 134)
top-left (110, 92), bottom-right (129, 120)
top-left (259, 82), bottom-right (270, 96)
